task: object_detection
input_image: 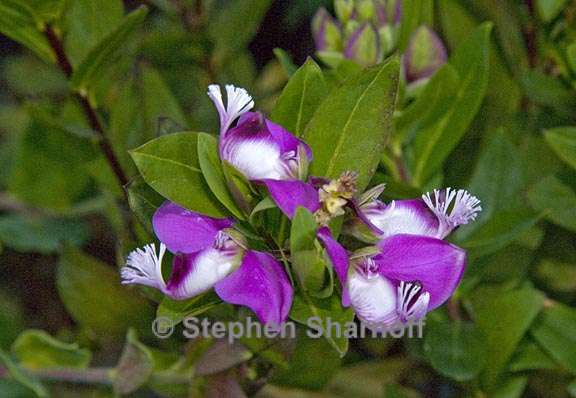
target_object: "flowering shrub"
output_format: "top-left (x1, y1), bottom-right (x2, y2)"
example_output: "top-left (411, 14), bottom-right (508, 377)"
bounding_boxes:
top-left (0, 0), bottom-right (575, 397)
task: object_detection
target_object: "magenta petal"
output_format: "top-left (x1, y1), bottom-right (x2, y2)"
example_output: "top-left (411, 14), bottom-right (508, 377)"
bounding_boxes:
top-left (266, 119), bottom-right (312, 161)
top-left (153, 201), bottom-right (234, 253)
top-left (375, 234), bottom-right (466, 310)
top-left (215, 250), bottom-right (293, 325)
top-left (316, 227), bottom-right (348, 288)
top-left (260, 179), bottom-right (320, 219)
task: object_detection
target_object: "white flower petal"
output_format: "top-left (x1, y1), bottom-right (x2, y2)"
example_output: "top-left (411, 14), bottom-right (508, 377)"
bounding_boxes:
top-left (347, 268), bottom-right (398, 327)
top-left (121, 243), bottom-right (167, 292)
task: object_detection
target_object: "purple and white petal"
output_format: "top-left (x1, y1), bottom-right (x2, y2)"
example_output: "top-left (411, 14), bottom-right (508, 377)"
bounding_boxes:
top-left (153, 201), bottom-right (234, 254)
top-left (363, 199), bottom-right (439, 239)
top-left (261, 179), bottom-right (320, 219)
top-left (347, 258), bottom-right (399, 327)
top-left (215, 250), bottom-right (293, 326)
top-left (207, 84), bottom-right (254, 135)
top-left (422, 188), bottom-right (482, 238)
top-left (316, 226), bottom-right (349, 289)
top-left (375, 234), bottom-right (466, 310)
top-left (266, 119), bottom-right (312, 160)
top-left (220, 113), bottom-right (295, 181)
top-left (164, 243), bottom-right (240, 300)
top-left (121, 243), bottom-right (167, 292)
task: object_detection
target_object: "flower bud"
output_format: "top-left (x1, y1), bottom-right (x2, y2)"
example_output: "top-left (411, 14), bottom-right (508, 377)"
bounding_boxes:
top-left (344, 23), bottom-right (381, 67)
top-left (335, 0), bottom-right (355, 23)
top-left (356, 0), bottom-right (376, 22)
top-left (312, 7), bottom-right (342, 52)
top-left (403, 25), bottom-right (447, 83)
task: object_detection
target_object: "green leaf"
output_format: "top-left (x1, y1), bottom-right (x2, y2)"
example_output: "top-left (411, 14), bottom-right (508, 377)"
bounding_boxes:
top-left (113, 329), bottom-right (154, 395)
top-left (157, 291), bottom-right (222, 326)
top-left (57, 246), bottom-right (153, 338)
top-left (0, 350), bottom-right (47, 397)
top-left (455, 129), bottom-right (524, 240)
top-left (271, 328), bottom-right (342, 391)
top-left (8, 114), bottom-right (95, 212)
top-left (492, 376), bottom-right (528, 398)
top-left (303, 56), bottom-right (400, 191)
top-left (70, 6), bottom-right (148, 92)
top-left (126, 176), bottom-right (165, 234)
top-left (531, 303), bottom-right (576, 374)
top-left (289, 293), bottom-right (354, 357)
top-left (139, 65), bottom-right (187, 135)
top-left (0, 215), bottom-right (89, 254)
top-left (423, 319), bottom-right (486, 381)
top-left (528, 175), bottom-right (576, 233)
top-left (397, 0), bottom-right (434, 51)
top-left (130, 132), bottom-right (229, 218)
top-left (0, 0), bottom-right (54, 63)
top-left (510, 340), bottom-right (558, 372)
top-left (543, 127), bottom-right (576, 171)
top-left (394, 64), bottom-right (459, 146)
top-left (271, 58), bottom-right (328, 137)
top-left (458, 208), bottom-right (541, 258)
top-left (197, 133), bottom-right (245, 220)
top-left (411, 23), bottom-right (492, 185)
top-left (64, 0), bottom-right (124, 65)
top-left (536, 0), bottom-right (568, 22)
top-left (208, 0), bottom-right (272, 61)
top-left (290, 208), bottom-right (332, 296)
top-left (273, 48), bottom-right (298, 76)
top-left (469, 286), bottom-right (544, 388)
top-left (12, 330), bottom-right (91, 370)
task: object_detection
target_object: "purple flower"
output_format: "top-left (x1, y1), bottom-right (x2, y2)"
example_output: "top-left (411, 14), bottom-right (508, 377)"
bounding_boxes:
top-left (342, 188), bottom-right (480, 330)
top-left (207, 85), bottom-right (312, 181)
top-left (346, 235), bottom-right (465, 330)
top-left (121, 201), bottom-right (293, 326)
top-left (348, 188), bottom-right (482, 241)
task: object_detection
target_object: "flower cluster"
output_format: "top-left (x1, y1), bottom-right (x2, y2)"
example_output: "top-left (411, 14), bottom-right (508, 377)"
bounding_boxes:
top-left (121, 84), bottom-right (481, 331)
top-left (313, 0), bottom-right (447, 86)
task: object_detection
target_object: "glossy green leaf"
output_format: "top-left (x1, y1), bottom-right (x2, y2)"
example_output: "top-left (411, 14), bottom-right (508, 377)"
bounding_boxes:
top-left (70, 6), bottom-right (148, 92)
top-left (531, 303), bottom-right (576, 374)
top-left (544, 127), bottom-right (576, 171)
top-left (0, 0), bottom-right (54, 63)
top-left (304, 56), bottom-right (400, 191)
top-left (113, 329), bottom-right (153, 395)
top-left (290, 293), bottom-right (354, 357)
top-left (271, 58), bottom-right (328, 137)
top-left (197, 133), bottom-right (245, 220)
top-left (528, 175), bottom-right (576, 233)
top-left (12, 330), bottom-right (91, 370)
top-left (469, 286), bottom-right (544, 388)
top-left (423, 319), bottom-right (486, 381)
top-left (130, 132), bottom-right (229, 218)
top-left (412, 23), bottom-right (492, 185)
top-left (0, 350), bottom-right (47, 397)
top-left (57, 246), bottom-right (153, 338)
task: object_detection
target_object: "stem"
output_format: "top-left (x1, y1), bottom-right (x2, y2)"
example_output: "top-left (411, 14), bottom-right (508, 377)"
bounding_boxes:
top-left (0, 366), bottom-right (193, 386)
top-left (44, 24), bottom-right (129, 191)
